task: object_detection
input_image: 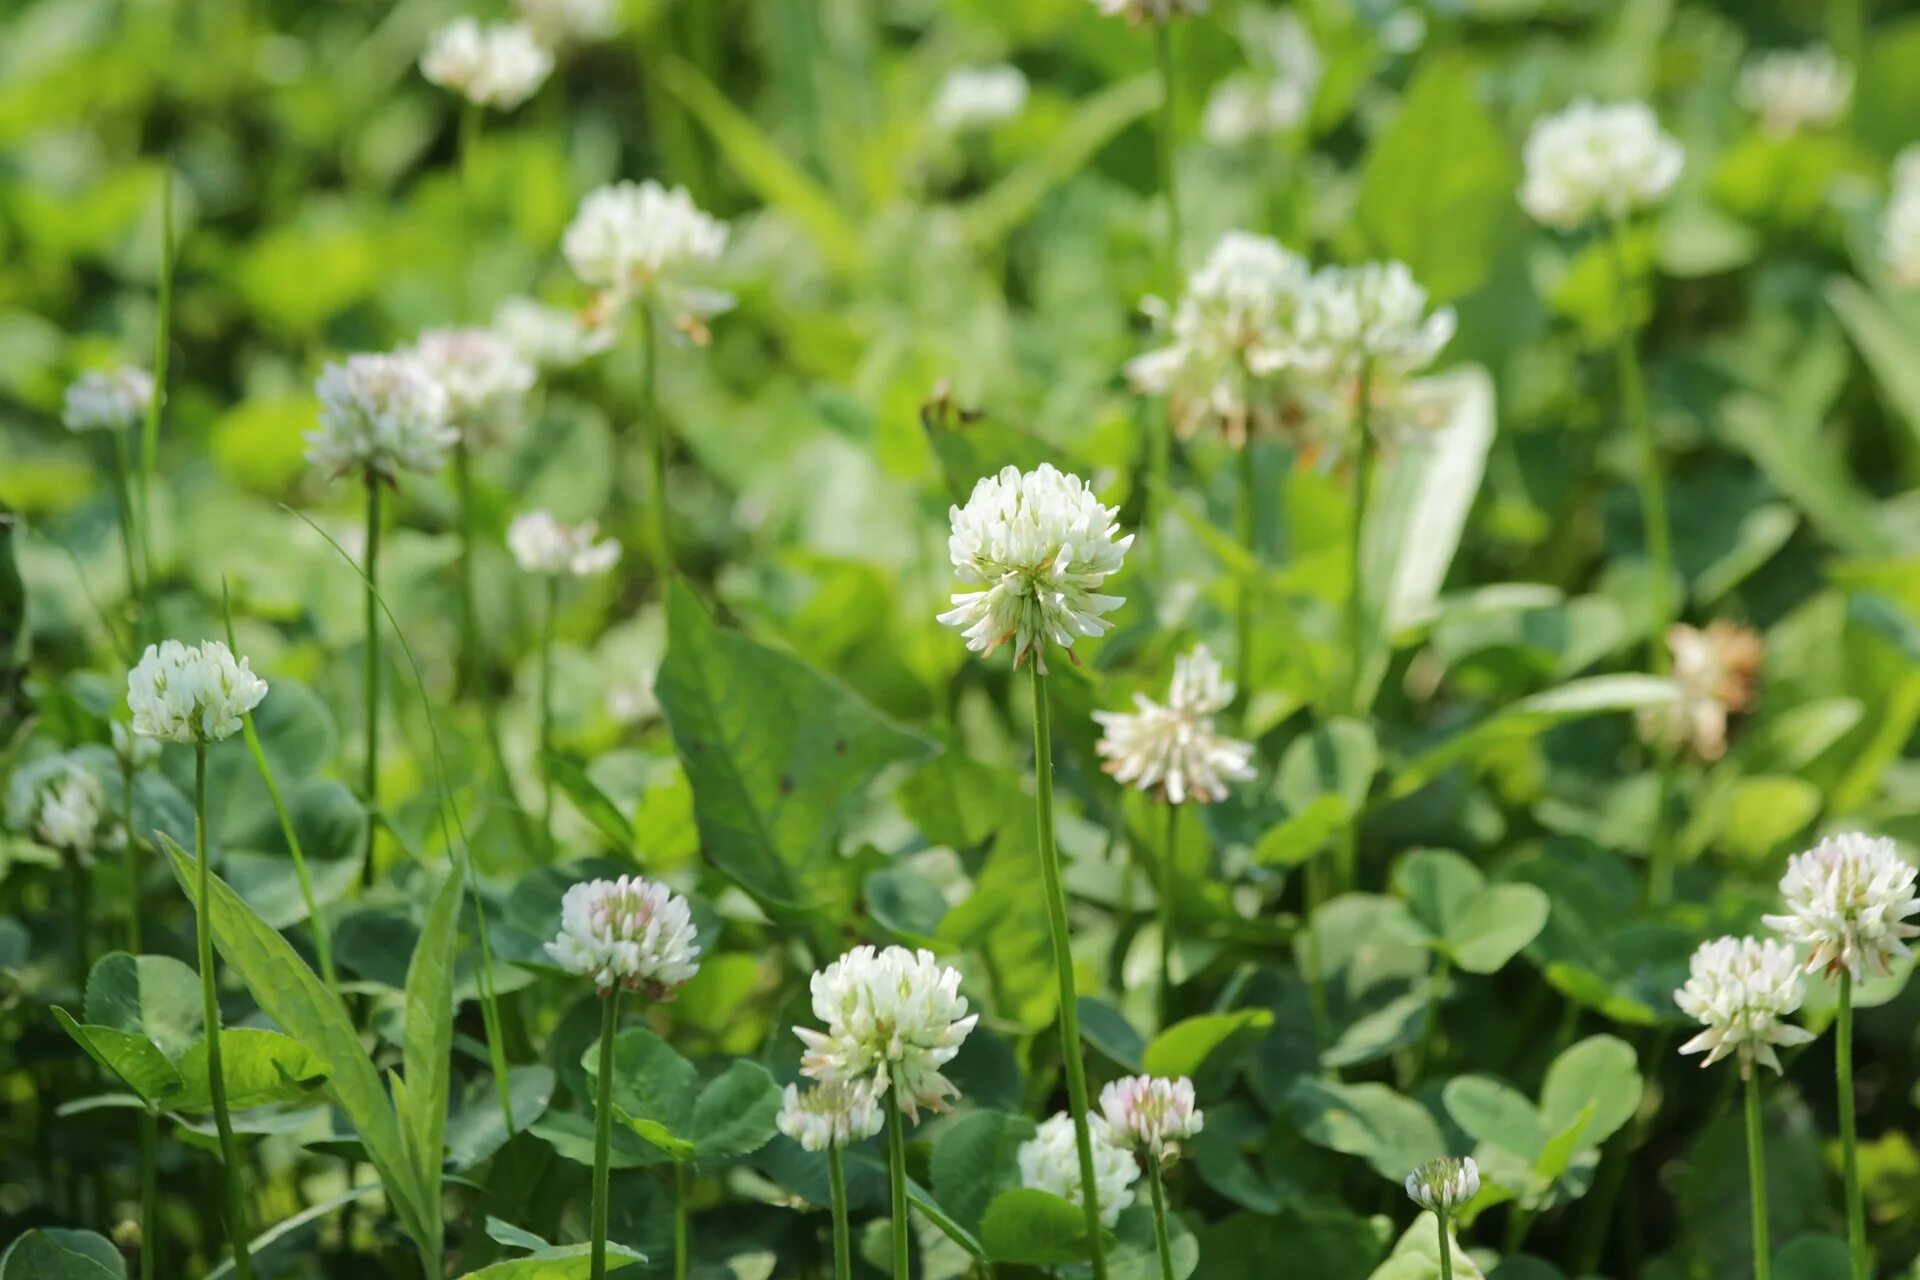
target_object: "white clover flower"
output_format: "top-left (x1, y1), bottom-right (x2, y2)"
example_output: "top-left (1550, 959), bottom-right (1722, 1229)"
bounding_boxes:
top-left (493, 296), bottom-right (619, 369)
top-left (307, 352), bottom-right (458, 480)
top-left (776, 1080), bottom-right (885, 1152)
top-left (1404, 1156), bottom-right (1479, 1214)
top-left (794, 945), bottom-right (979, 1123)
top-left (1764, 834), bottom-right (1920, 982)
top-left (1738, 45), bottom-right (1852, 137)
top-left (1203, 10), bottom-right (1321, 145)
top-left (937, 464), bottom-right (1133, 672)
top-left (1090, 0), bottom-right (1208, 25)
top-left (1094, 644), bottom-right (1255, 805)
top-left (62, 367), bottom-right (154, 433)
top-left (1127, 231), bottom-right (1313, 445)
top-left (10, 758), bottom-right (108, 857)
top-left (545, 874), bottom-right (702, 997)
top-left (421, 18), bottom-right (553, 110)
top-left (515, 0), bottom-right (619, 46)
top-left (1017, 1112), bottom-right (1138, 1228)
top-left (111, 720), bottom-right (160, 769)
top-left (1636, 621), bottom-right (1762, 762)
top-left (507, 510), bottom-right (621, 577)
top-left (931, 64), bottom-right (1030, 133)
top-left (1291, 261), bottom-right (1455, 383)
top-left (408, 327), bottom-right (536, 442)
top-left (1520, 100), bottom-right (1684, 231)
top-left (127, 640), bottom-right (269, 745)
top-left (563, 181), bottom-right (731, 323)
top-left (1674, 936), bottom-right (1816, 1078)
top-left (1098, 1074), bottom-right (1203, 1164)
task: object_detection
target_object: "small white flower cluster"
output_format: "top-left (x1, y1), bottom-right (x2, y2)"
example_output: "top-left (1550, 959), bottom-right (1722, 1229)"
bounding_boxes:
top-left (775, 1079), bottom-right (885, 1152)
top-left (1674, 936), bottom-right (1814, 1078)
top-left (1089, 0), bottom-right (1208, 25)
top-left (1738, 45), bottom-right (1852, 138)
top-left (1202, 10), bottom-right (1321, 146)
top-left (127, 640), bottom-right (269, 745)
top-left (1636, 621), bottom-right (1763, 762)
top-left (61, 367), bottom-right (154, 433)
top-left (931, 64), bottom-right (1029, 133)
top-left (11, 758), bottom-right (108, 857)
top-left (794, 945), bottom-right (979, 1122)
top-left (1883, 147), bottom-right (1920, 288)
top-left (545, 874), bottom-right (703, 997)
top-left (1404, 1156), bottom-right (1479, 1214)
top-left (1520, 100), bottom-right (1685, 231)
top-left (507, 511), bottom-right (621, 577)
top-left (409, 327), bottom-right (536, 441)
top-left (493, 296), bottom-right (619, 369)
top-left (514, 0), bottom-right (619, 46)
top-left (1764, 833), bottom-right (1920, 981)
top-left (1017, 1112), bottom-right (1138, 1228)
top-left (938, 464), bottom-right (1134, 672)
top-left (1094, 644), bottom-right (1255, 805)
top-left (308, 352), bottom-right (459, 481)
top-left (1290, 261), bottom-right (1457, 385)
top-left (421, 17), bottom-right (553, 110)
top-left (563, 180), bottom-right (732, 331)
top-left (1098, 1074), bottom-right (1204, 1164)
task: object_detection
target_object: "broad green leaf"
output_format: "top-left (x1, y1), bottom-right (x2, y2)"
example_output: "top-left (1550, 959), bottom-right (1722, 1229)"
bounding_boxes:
top-left (592, 1025), bottom-right (771, 1159)
top-left (979, 1188), bottom-right (1093, 1266)
top-left (1109, 1202), bottom-right (1200, 1280)
top-left (1539, 1036), bottom-right (1641, 1149)
top-left (1718, 776), bottom-right (1822, 862)
top-left (1447, 884), bottom-right (1550, 974)
top-left (545, 754), bottom-right (633, 852)
top-left (685, 1059), bottom-right (782, 1158)
top-left (1367, 1212), bottom-right (1486, 1280)
top-left (932, 1110), bottom-right (1036, 1236)
top-left (655, 582), bottom-right (936, 913)
top-left (454, 1243), bottom-right (642, 1278)
top-left (0, 1229), bottom-right (124, 1279)
top-left (1534, 1102), bottom-right (1596, 1184)
top-left (1141, 1010), bottom-right (1274, 1079)
top-left (446, 1067), bottom-right (556, 1169)
top-left (204, 1183), bottom-right (386, 1278)
top-left (1252, 794), bottom-right (1349, 866)
top-left (1442, 1075), bottom-right (1544, 1162)
top-left (1285, 1079), bottom-right (1445, 1181)
top-left (1392, 850), bottom-right (1484, 942)
top-left (401, 869), bottom-right (464, 1222)
top-left (171, 1028), bottom-right (330, 1112)
top-left (83, 951), bottom-right (202, 1059)
top-left (51, 1010), bottom-right (183, 1107)
top-left (1276, 719), bottom-right (1378, 816)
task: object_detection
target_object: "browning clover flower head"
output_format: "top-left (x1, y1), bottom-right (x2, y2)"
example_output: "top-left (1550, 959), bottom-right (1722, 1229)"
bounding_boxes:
top-left (62, 367), bottom-right (154, 433)
top-left (308, 352), bottom-right (458, 482)
top-left (408, 327), bottom-right (536, 443)
top-left (937, 464), bottom-right (1133, 673)
top-left (1404, 1156), bottom-right (1479, 1214)
top-left (420, 18), bottom-right (553, 110)
top-left (794, 945), bottom-right (979, 1123)
top-left (1018, 1111), bottom-right (1139, 1227)
top-left (1764, 833), bottom-right (1920, 982)
top-left (127, 640), bottom-right (269, 745)
top-left (1093, 644), bottom-right (1255, 804)
top-left (1675, 935), bottom-right (1815, 1078)
top-left (1098, 1074), bottom-right (1204, 1164)
top-left (545, 874), bottom-right (702, 998)
top-left (1520, 99), bottom-right (1684, 231)
top-left (1636, 621), bottom-right (1763, 762)
top-left (507, 510), bottom-right (621, 577)
top-left (1738, 44), bottom-right (1852, 137)
top-left (776, 1079), bottom-right (885, 1152)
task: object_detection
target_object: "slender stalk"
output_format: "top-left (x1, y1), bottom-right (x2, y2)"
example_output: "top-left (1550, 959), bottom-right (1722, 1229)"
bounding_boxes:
top-left (108, 427), bottom-right (143, 639)
top-left (1344, 358), bottom-right (1376, 718)
top-left (67, 858), bottom-right (89, 997)
top-left (1837, 972), bottom-right (1867, 1280)
top-left (195, 744), bottom-right (254, 1280)
top-left (1147, 20), bottom-right (1183, 583)
top-left (1436, 1208), bottom-right (1454, 1280)
top-left (458, 101), bottom-right (480, 319)
top-left (589, 987), bottom-right (622, 1280)
top-left (1030, 663), bottom-right (1110, 1280)
top-left (1745, 1070), bottom-right (1771, 1280)
top-left (1606, 218), bottom-right (1673, 675)
top-left (138, 1107), bottom-right (158, 1280)
top-left (1236, 442), bottom-right (1258, 710)
top-left (827, 1144), bottom-right (852, 1280)
top-left (1145, 1156), bottom-right (1177, 1280)
top-left (673, 1159), bottom-right (691, 1280)
top-left (639, 302), bottom-right (673, 582)
top-left (1158, 802), bottom-right (1179, 1028)
top-left (883, 1086), bottom-right (910, 1280)
top-left (539, 575), bottom-right (559, 856)
top-left (138, 166), bottom-right (173, 616)
top-left (453, 442), bottom-right (482, 696)
top-left (361, 475), bottom-right (382, 889)
top-left (121, 752), bottom-right (141, 953)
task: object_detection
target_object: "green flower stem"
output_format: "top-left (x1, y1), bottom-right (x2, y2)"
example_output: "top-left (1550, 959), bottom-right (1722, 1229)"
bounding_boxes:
top-left (674, 1158), bottom-right (691, 1280)
top-left (1146, 1155), bottom-right (1177, 1280)
top-left (1838, 972), bottom-right (1867, 1280)
top-left (828, 1144), bottom-right (852, 1280)
top-left (1030, 663), bottom-right (1111, 1280)
top-left (1339, 360), bottom-right (1375, 895)
top-left (538, 576), bottom-right (559, 856)
top-left (195, 743), bottom-right (254, 1280)
top-left (1746, 1069), bottom-right (1771, 1280)
top-left (590, 986), bottom-right (622, 1280)
top-left (108, 426), bottom-right (144, 641)
top-left (67, 858), bottom-right (90, 1003)
top-left (138, 1106), bottom-right (159, 1280)
top-left (1148, 19), bottom-right (1183, 584)
top-left (883, 1085), bottom-right (911, 1280)
top-left (121, 752), bottom-right (141, 953)
top-left (1436, 1208), bottom-right (1454, 1280)
top-left (138, 166), bottom-right (172, 618)
top-left (452, 441), bottom-right (482, 696)
top-left (1236, 442), bottom-right (1258, 711)
top-left (640, 302), bottom-right (673, 583)
top-left (1159, 802), bottom-right (1179, 1028)
top-left (361, 473), bottom-right (382, 890)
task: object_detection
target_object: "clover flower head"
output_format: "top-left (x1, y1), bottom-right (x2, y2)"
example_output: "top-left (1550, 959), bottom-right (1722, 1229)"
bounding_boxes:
top-left (1203, 10), bottom-right (1320, 145)
top-left (409, 327), bottom-right (536, 441)
top-left (507, 510), bottom-right (621, 577)
top-left (794, 945), bottom-right (979, 1123)
top-left (1291, 260), bottom-right (1455, 383)
top-left (493, 296), bottom-right (620, 368)
top-left (1763, 833), bottom-right (1920, 981)
top-left (545, 874), bottom-right (702, 997)
top-left (127, 640), bottom-right (268, 745)
top-left (776, 1079), bottom-right (885, 1152)
top-left (931, 64), bottom-right (1030, 133)
top-left (1674, 935), bottom-right (1815, 1078)
top-left (1098, 1074), bottom-right (1204, 1164)
top-left (1884, 150), bottom-right (1920, 288)
top-left (421, 18), bottom-right (553, 110)
top-left (563, 180), bottom-right (730, 317)
top-left (1738, 45), bottom-right (1852, 137)
top-left (308, 352), bottom-right (458, 481)
top-left (1127, 231), bottom-right (1313, 444)
top-left (1635, 621), bottom-right (1763, 762)
top-left (937, 464), bottom-right (1133, 672)
top-left (1017, 1112), bottom-right (1138, 1227)
top-left (515, 0), bottom-right (620, 46)
top-left (1094, 644), bottom-right (1255, 804)
top-left (10, 757), bottom-right (108, 857)
top-left (62, 367), bottom-right (154, 433)
top-left (1090, 0), bottom-right (1208, 25)
top-left (1520, 99), bottom-right (1684, 230)
top-left (1404, 1156), bottom-right (1479, 1213)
